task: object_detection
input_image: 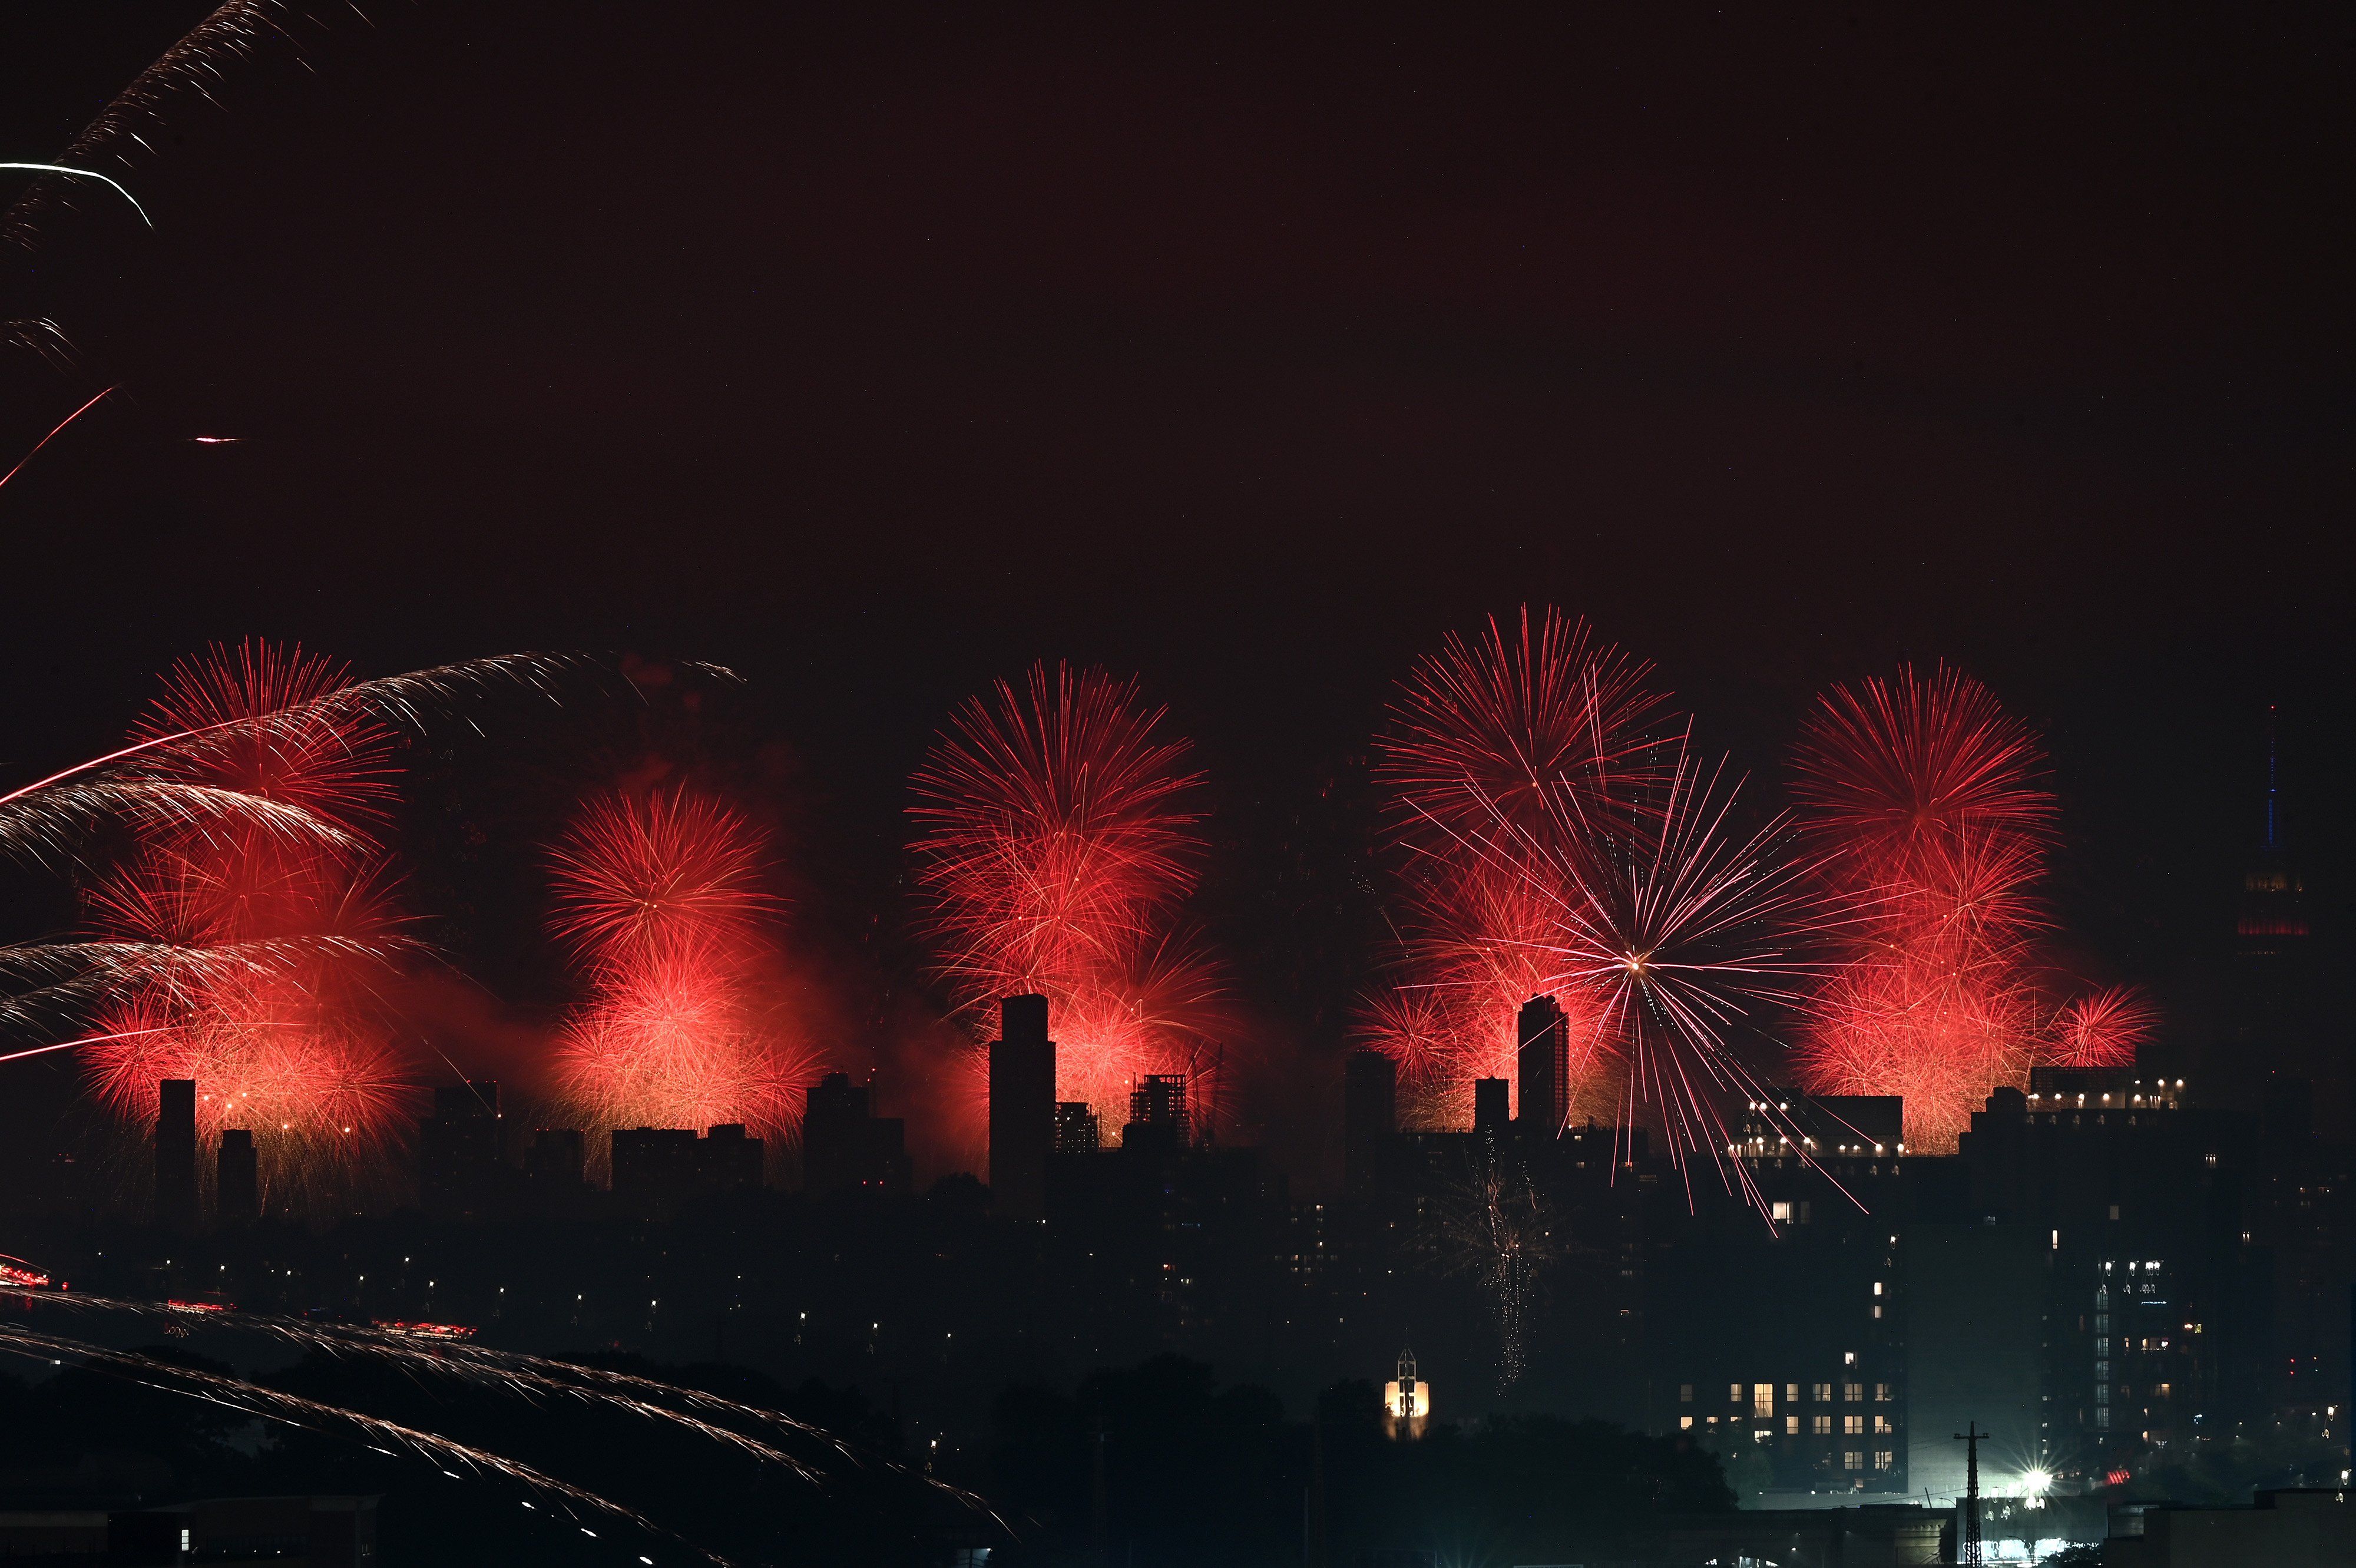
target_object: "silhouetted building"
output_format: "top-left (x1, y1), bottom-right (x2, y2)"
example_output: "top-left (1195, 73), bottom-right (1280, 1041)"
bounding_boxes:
top-left (216, 1130), bottom-right (258, 1228)
top-left (611, 1124), bottom-right (767, 1216)
top-left (989, 994), bottom-right (1055, 1221)
top-left (155, 1079), bottom-right (196, 1232)
top-left (418, 1081), bottom-right (504, 1218)
top-left (1343, 1051), bottom-right (1396, 1197)
top-left (1473, 1076), bottom-right (1511, 1133)
top-left (802, 1076), bottom-right (912, 1195)
top-left (611, 1127), bottom-right (698, 1214)
top-left (1053, 1100), bottom-right (1100, 1155)
top-left (1739, 1090), bottom-right (1905, 1159)
top-left (702, 1123), bottom-right (766, 1190)
top-left (524, 1128), bottom-right (585, 1189)
top-left (1123, 1074), bottom-right (1190, 1153)
top-left (1517, 995), bottom-right (1569, 1136)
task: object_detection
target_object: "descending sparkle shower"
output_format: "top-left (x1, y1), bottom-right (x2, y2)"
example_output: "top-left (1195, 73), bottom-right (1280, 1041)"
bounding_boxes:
top-left (549, 789), bottom-right (816, 1148)
top-left (910, 663), bottom-right (1222, 1129)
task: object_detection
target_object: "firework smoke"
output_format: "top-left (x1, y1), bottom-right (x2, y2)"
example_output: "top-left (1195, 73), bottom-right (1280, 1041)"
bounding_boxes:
top-left (548, 788), bottom-right (818, 1152)
top-left (910, 663), bottom-right (1225, 1132)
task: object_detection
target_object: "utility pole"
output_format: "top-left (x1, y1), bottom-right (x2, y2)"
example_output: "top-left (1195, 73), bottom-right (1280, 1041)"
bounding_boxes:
top-left (1954, 1421), bottom-right (1986, 1566)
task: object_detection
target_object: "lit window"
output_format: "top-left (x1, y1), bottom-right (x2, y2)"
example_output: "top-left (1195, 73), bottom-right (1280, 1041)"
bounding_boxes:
top-left (1844, 1382), bottom-right (1864, 1402)
top-left (1785, 1384), bottom-right (1800, 1403)
top-left (1874, 1382), bottom-right (1892, 1402)
top-left (2155, 1382), bottom-right (2172, 1399)
top-left (1874, 1450), bottom-right (1894, 1470)
top-left (1874, 1415), bottom-right (1892, 1434)
top-left (1844, 1414), bottom-right (1865, 1435)
top-left (1753, 1383), bottom-right (1775, 1418)
top-left (1872, 1281), bottom-right (1884, 1296)
top-left (1812, 1382), bottom-right (1832, 1402)
top-left (1812, 1414), bottom-right (1832, 1435)
top-left (1680, 1415), bottom-right (1694, 1430)
top-left (1772, 1201), bottom-right (1792, 1222)
top-left (1785, 1415), bottom-right (1800, 1435)
top-left (1844, 1450), bottom-right (1865, 1470)
top-left (1729, 1383), bottom-right (1743, 1404)
top-left (1844, 1351), bottom-right (1857, 1365)
top-left (1872, 1304), bottom-right (1884, 1319)
top-left (1679, 1384), bottom-right (1693, 1402)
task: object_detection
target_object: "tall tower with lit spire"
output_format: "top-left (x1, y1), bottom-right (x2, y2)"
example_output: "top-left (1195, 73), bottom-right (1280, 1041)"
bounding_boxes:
top-left (2233, 708), bottom-right (2318, 1098)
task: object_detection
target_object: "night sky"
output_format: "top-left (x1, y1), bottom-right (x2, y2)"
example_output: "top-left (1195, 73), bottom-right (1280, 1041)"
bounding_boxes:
top-left (2, 5), bottom-right (2349, 1177)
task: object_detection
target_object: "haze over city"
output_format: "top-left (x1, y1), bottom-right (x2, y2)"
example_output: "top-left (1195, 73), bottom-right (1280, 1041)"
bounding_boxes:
top-left (0, 6), bottom-right (2348, 1566)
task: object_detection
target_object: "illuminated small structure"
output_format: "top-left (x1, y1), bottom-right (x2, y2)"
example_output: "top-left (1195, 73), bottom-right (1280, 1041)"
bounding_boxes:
top-left (1385, 1347), bottom-right (1432, 1439)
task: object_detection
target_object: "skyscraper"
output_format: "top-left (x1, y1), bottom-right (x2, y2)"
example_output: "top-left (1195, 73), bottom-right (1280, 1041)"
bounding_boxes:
top-left (988, 993), bottom-right (1055, 1221)
top-left (155, 1079), bottom-right (197, 1232)
top-left (1517, 995), bottom-right (1569, 1137)
top-left (1344, 1050), bottom-right (1397, 1197)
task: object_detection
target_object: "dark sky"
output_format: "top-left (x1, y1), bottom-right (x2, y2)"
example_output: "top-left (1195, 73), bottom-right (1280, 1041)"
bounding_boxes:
top-left (2, 5), bottom-right (2350, 1171)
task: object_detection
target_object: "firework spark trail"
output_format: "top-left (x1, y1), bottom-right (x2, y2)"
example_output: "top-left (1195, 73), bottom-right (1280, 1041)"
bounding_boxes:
top-left (1424, 736), bottom-right (1847, 1220)
top-left (0, 1321), bottom-right (740, 1567)
top-left (68, 645), bottom-right (425, 1208)
top-left (15, 1291), bottom-right (998, 1518)
top-left (1, 652), bottom-right (594, 864)
top-left (0, 166), bottom-right (150, 226)
top-left (550, 789), bottom-right (815, 1146)
top-left (4, 2), bottom-right (295, 249)
top-left (0, 386), bottom-right (115, 495)
top-left (1431, 1149), bottom-right (1558, 1392)
top-left (0, 649), bottom-right (594, 1208)
top-left (911, 663), bottom-right (1225, 1130)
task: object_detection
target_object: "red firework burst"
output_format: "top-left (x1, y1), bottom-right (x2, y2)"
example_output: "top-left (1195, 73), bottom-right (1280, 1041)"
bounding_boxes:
top-left (1365, 609), bottom-right (1666, 1123)
top-left (548, 788), bottom-right (813, 1148)
top-left (1790, 666), bottom-right (2065, 1151)
top-left (82, 643), bottom-right (421, 1212)
top-left (2044, 984), bottom-right (2157, 1070)
top-left (549, 789), bottom-right (773, 968)
top-left (1381, 606), bottom-right (1665, 843)
top-left (910, 664), bottom-right (1223, 1132)
top-left (1792, 950), bottom-right (2037, 1152)
top-left (1361, 860), bottom-right (1613, 1127)
top-left (1791, 664), bottom-right (2056, 902)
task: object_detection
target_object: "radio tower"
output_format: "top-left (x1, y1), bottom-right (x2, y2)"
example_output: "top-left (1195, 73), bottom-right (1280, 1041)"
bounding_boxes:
top-left (1954, 1421), bottom-right (1986, 1566)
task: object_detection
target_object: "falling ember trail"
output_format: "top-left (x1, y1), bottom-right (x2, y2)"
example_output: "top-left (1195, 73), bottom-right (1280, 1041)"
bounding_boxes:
top-left (0, 165), bottom-right (150, 226)
top-left (0, 386), bottom-right (114, 494)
